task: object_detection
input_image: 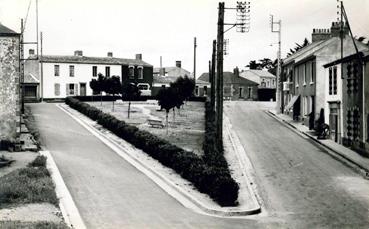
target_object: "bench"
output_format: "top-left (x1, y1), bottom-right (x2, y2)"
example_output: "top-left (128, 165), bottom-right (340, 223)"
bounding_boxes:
top-left (147, 119), bottom-right (165, 128)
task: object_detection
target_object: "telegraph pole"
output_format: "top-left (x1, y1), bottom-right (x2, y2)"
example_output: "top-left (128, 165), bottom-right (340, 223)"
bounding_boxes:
top-left (270, 15), bottom-right (282, 113)
top-left (40, 32), bottom-right (43, 101)
top-left (194, 37), bottom-right (197, 82)
top-left (210, 40), bottom-right (216, 112)
top-left (216, 2), bottom-right (225, 145)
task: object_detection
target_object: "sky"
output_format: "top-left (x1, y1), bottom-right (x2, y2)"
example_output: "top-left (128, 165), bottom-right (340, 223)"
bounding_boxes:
top-left (0, 0), bottom-right (368, 77)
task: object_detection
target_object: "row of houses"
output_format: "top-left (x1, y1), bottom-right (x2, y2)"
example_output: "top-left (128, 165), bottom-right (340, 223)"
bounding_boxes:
top-left (281, 21), bottom-right (369, 154)
top-left (23, 48), bottom-right (276, 102)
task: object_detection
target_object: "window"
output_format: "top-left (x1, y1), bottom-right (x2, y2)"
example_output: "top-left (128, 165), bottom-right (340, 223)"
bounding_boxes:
top-left (54, 83), bottom-right (60, 96)
top-left (137, 67), bottom-right (143, 79)
top-left (267, 81), bottom-right (270, 87)
top-left (54, 65), bottom-right (60, 76)
top-left (92, 66), bottom-right (97, 77)
top-left (223, 86), bottom-right (231, 96)
top-left (195, 86), bottom-right (199, 96)
top-left (69, 65), bottom-right (75, 77)
top-left (329, 66), bottom-right (337, 95)
top-left (66, 83), bottom-right (76, 96)
top-left (105, 66), bottom-right (110, 77)
top-left (204, 86), bottom-right (208, 96)
top-left (248, 87), bottom-right (252, 98)
top-left (129, 66), bottom-right (134, 79)
top-left (311, 61), bottom-right (315, 83)
top-left (272, 79), bottom-right (275, 86)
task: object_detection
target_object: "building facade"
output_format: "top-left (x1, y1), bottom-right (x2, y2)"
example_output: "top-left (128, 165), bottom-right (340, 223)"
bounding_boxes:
top-left (324, 51), bottom-right (369, 153)
top-left (282, 22), bottom-right (368, 127)
top-left (25, 51), bottom-right (153, 99)
top-left (240, 69), bottom-right (276, 101)
top-left (198, 68), bottom-right (258, 100)
top-left (0, 23), bottom-right (20, 142)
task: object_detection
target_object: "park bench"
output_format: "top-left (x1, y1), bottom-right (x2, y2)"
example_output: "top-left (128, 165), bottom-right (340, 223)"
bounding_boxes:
top-left (147, 119), bottom-right (165, 128)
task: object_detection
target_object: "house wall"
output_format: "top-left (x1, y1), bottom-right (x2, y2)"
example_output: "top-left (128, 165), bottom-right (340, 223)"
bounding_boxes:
top-left (324, 64), bottom-right (343, 142)
top-left (260, 76), bottom-right (276, 89)
top-left (364, 59), bottom-right (369, 148)
top-left (342, 60), bottom-right (364, 148)
top-left (0, 36), bottom-right (20, 141)
top-left (223, 83), bottom-right (258, 100)
top-left (42, 62), bottom-right (121, 98)
top-left (121, 65), bottom-right (153, 86)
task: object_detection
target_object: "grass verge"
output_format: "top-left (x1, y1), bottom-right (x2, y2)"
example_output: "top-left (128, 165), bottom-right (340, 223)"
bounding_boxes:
top-left (0, 221), bottom-right (69, 229)
top-left (0, 155), bottom-right (58, 208)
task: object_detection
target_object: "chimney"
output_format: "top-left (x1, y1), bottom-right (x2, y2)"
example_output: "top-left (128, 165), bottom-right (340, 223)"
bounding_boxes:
top-left (74, 50), bottom-right (83, 56)
top-left (311, 28), bottom-right (331, 42)
top-left (29, 49), bottom-right (35, 55)
top-left (330, 21), bottom-right (349, 38)
top-left (107, 52), bottom-right (113, 57)
top-left (175, 61), bottom-right (181, 68)
top-left (135, 54), bottom-right (142, 60)
top-left (233, 66), bottom-right (240, 77)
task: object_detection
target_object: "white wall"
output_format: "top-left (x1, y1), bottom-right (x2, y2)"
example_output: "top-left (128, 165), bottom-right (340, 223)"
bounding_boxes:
top-left (42, 63), bottom-right (121, 98)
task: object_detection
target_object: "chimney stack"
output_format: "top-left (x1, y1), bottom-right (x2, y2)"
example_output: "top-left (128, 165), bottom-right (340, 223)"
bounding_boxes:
top-left (74, 50), bottom-right (83, 56)
top-left (107, 52), bottom-right (113, 57)
top-left (233, 66), bottom-right (240, 77)
top-left (175, 61), bottom-right (181, 68)
top-left (135, 54), bottom-right (142, 60)
top-left (29, 49), bottom-right (35, 55)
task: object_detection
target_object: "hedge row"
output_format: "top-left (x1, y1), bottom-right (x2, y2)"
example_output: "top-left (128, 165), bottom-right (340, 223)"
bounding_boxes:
top-left (65, 97), bottom-right (238, 206)
top-left (75, 95), bottom-right (207, 102)
top-left (203, 102), bottom-right (229, 170)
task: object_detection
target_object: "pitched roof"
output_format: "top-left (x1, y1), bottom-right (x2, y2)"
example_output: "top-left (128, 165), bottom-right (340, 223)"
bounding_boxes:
top-left (198, 72), bottom-right (258, 86)
top-left (153, 75), bottom-right (176, 84)
top-left (283, 36), bottom-right (369, 66)
top-left (0, 23), bottom-right (19, 36)
top-left (240, 70), bottom-right (275, 84)
top-left (40, 55), bottom-right (152, 67)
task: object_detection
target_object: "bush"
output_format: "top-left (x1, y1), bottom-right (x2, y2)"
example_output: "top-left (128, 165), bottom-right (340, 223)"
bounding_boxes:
top-left (65, 97), bottom-right (239, 206)
top-left (28, 155), bottom-right (47, 168)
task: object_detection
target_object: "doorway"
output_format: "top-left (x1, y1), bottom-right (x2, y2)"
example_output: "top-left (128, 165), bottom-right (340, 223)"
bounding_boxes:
top-left (80, 83), bottom-right (86, 96)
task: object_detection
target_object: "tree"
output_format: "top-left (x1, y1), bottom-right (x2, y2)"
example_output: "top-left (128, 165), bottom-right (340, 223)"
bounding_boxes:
top-left (97, 73), bottom-right (106, 106)
top-left (287, 38), bottom-right (310, 57)
top-left (122, 82), bottom-right (141, 119)
top-left (89, 78), bottom-right (100, 102)
top-left (157, 87), bottom-right (178, 134)
top-left (89, 73), bottom-right (106, 106)
top-left (104, 75), bottom-right (122, 111)
top-left (246, 60), bottom-right (262, 70)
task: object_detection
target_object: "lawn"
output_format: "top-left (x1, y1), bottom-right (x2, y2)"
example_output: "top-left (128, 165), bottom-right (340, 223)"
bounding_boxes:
top-left (88, 101), bottom-right (205, 155)
top-left (0, 155), bottom-right (58, 209)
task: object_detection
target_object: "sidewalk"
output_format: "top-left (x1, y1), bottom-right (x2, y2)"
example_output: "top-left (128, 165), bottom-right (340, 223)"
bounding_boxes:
top-left (267, 110), bottom-right (369, 178)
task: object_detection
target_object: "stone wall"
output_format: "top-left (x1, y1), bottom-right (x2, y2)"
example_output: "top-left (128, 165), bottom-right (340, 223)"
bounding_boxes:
top-left (0, 36), bottom-right (20, 141)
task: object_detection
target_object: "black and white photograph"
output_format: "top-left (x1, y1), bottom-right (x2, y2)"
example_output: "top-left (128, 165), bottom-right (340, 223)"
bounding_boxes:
top-left (0, 0), bottom-right (369, 228)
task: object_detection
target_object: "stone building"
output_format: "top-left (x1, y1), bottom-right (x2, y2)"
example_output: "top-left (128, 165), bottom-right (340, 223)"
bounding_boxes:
top-left (0, 23), bottom-right (20, 142)
top-left (198, 68), bottom-right (258, 100)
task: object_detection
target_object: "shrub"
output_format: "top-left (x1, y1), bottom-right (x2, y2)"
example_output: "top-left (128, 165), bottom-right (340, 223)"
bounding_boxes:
top-left (65, 97), bottom-right (239, 206)
top-left (28, 155), bottom-right (47, 168)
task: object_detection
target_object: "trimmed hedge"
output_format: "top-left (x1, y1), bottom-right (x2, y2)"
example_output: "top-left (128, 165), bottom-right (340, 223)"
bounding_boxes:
top-left (65, 97), bottom-right (239, 206)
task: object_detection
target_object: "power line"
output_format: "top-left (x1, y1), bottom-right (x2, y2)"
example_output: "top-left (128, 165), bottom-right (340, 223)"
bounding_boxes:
top-left (22, 0), bottom-right (32, 33)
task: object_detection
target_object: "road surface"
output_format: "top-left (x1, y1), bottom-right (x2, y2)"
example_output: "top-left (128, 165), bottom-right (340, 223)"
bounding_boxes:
top-left (29, 103), bottom-right (264, 229)
top-left (225, 101), bottom-right (369, 228)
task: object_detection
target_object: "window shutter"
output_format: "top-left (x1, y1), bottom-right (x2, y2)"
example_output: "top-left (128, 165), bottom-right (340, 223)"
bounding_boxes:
top-left (75, 84), bottom-right (78, 96)
top-left (66, 83), bottom-right (69, 96)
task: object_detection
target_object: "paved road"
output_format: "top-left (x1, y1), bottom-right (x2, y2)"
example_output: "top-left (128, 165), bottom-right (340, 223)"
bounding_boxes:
top-left (225, 101), bottom-right (369, 228)
top-left (29, 103), bottom-right (265, 229)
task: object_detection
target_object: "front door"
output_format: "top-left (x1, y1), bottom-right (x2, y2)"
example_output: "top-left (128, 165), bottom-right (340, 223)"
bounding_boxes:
top-left (239, 87), bottom-right (243, 98)
top-left (80, 83), bottom-right (86, 96)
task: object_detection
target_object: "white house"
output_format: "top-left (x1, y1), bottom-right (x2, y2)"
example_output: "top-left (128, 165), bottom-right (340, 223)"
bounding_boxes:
top-left (25, 50), bottom-right (153, 100)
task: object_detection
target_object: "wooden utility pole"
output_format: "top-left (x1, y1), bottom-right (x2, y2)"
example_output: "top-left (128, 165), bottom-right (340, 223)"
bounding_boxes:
top-left (210, 40), bottom-right (216, 112)
top-left (40, 32), bottom-right (43, 101)
top-left (193, 37), bottom-right (197, 82)
top-left (216, 2), bottom-right (224, 145)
